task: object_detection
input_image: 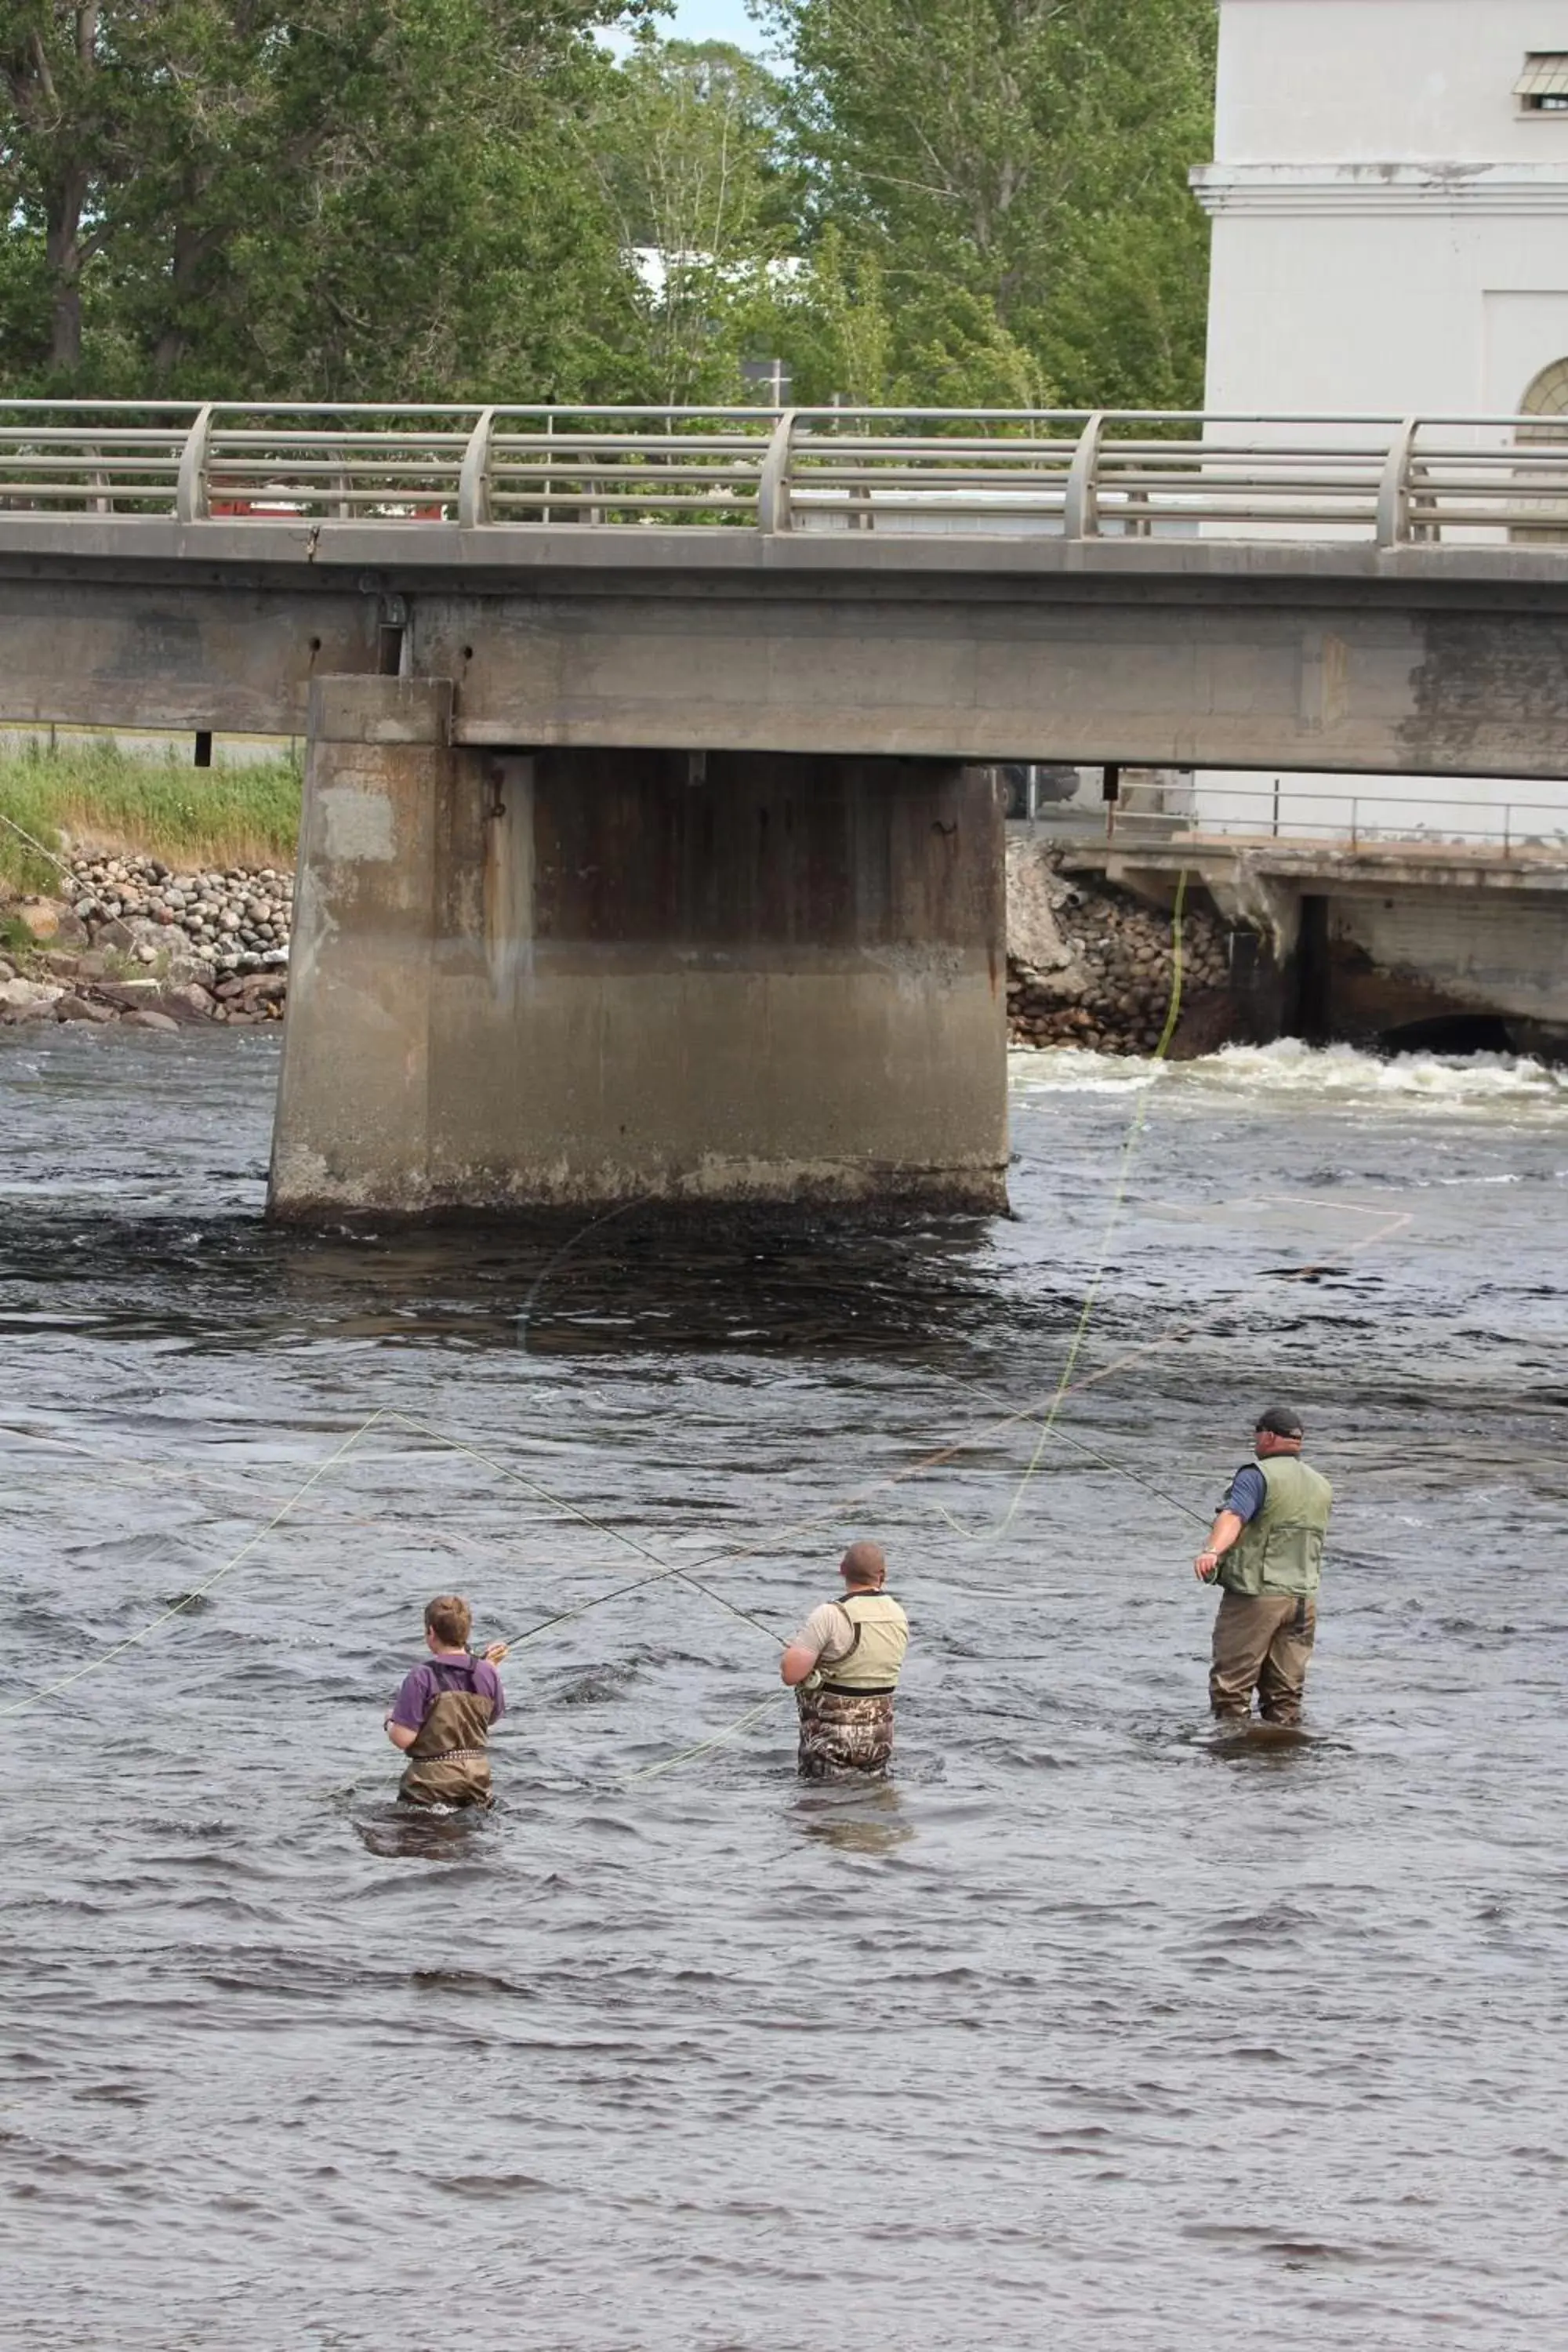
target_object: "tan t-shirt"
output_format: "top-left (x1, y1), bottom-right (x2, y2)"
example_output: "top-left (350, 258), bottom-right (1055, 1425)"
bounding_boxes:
top-left (792, 1599), bottom-right (860, 1667)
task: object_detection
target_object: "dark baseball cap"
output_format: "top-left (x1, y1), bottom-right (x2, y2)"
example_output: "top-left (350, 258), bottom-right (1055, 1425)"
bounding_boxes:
top-left (1254, 1405), bottom-right (1304, 1439)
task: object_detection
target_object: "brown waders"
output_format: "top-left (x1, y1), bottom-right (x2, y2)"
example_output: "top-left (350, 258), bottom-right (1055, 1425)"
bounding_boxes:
top-left (1210, 1589), bottom-right (1316, 1726)
top-left (399, 1682), bottom-right (495, 1809)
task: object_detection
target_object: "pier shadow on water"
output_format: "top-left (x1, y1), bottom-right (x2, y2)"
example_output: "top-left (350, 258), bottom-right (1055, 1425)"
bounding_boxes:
top-left (0, 1199), bottom-right (1033, 1363)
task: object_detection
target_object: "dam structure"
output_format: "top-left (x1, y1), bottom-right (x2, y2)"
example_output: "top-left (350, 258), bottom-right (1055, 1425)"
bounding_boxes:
top-left (2, 401), bottom-right (1567, 1215)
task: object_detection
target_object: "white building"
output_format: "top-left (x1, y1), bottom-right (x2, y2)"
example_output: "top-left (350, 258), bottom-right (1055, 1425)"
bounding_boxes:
top-left (1192, 0), bottom-right (1568, 843)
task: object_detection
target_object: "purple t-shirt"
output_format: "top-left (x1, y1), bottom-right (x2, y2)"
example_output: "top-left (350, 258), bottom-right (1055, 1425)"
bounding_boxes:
top-left (390, 1655), bottom-right (505, 1734)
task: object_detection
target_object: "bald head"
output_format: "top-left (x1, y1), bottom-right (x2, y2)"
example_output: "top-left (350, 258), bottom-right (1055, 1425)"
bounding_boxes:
top-left (840, 1540), bottom-right (887, 1590)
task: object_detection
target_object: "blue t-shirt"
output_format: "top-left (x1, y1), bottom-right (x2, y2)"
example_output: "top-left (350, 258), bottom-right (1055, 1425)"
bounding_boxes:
top-left (1223, 1463), bottom-right (1267, 1523)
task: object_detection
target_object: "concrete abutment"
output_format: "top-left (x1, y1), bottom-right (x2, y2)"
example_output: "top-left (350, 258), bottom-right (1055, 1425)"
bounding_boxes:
top-left (269, 677), bottom-right (1008, 1218)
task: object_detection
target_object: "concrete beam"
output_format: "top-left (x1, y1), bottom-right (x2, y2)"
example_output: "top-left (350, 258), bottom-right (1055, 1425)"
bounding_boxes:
top-left (0, 572), bottom-right (379, 735)
top-left (3, 531), bottom-right (1568, 775)
top-left (419, 592), bottom-right (1568, 779)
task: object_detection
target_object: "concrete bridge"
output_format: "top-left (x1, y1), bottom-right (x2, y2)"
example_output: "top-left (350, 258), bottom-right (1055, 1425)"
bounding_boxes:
top-left (4, 401), bottom-right (1568, 1216)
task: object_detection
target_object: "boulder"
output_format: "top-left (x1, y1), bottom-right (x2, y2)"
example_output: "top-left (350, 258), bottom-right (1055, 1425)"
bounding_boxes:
top-left (0, 976), bottom-right (62, 1010)
top-left (13, 898), bottom-right (85, 945)
top-left (54, 994), bottom-right (115, 1024)
top-left (162, 982), bottom-right (219, 1022)
top-left (124, 1009), bottom-right (181, 1033)
top-left (95, 917), bottom-right (136, 951)
top-left (160, 946), bottom-right (217, 989)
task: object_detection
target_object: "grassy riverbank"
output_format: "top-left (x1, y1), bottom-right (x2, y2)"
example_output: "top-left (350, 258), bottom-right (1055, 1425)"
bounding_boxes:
top-left (0, 742), bottom-right (301, 896)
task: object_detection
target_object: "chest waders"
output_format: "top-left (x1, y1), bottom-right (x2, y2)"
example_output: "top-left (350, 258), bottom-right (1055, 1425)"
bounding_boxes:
top-left (399, 1661), bottom-right (497, 1809)
top-left (797, 1592), bottom-right (911, 1779)
top-left (1210, 1455), bottom-right (1334, 1725)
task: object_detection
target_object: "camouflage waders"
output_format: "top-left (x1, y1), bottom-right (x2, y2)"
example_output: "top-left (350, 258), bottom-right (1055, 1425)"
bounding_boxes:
top-left (399, 1680), bottom-right (495, 1809)
top-left (797, 1686), bottom-right (896, 1778)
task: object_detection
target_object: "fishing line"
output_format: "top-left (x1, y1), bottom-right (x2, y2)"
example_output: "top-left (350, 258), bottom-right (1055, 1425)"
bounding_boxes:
top-left (618, 1690), bottom-right (793, 1786)
top-left (0, 807), bottom-right (79, 888)
top-left (918, 869), bottom-right (1190, 1547)
top-left (516, 1193), bottom-right (652, 1350)
top-left (0, 1418), bottom-right (486, 1551)
top-left (0, 1406), bottom-right (394, 1722)
top-left (918, 1370), bottom-right (1212, 1528)
top-left (377, 1412), bottom-right (785, 1649)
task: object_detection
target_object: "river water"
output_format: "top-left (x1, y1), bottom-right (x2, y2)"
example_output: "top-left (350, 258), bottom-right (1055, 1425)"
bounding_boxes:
top-left (2, 1029), bottom-right (1566, 2351)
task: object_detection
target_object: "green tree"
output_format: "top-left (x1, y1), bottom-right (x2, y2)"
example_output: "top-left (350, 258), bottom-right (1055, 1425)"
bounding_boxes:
top-left (760, 0), bottom-right (1217, 409)
top-left (0, 1), bottom-right (658, 399)
top-left (586, 36), bottom-right (803, 403)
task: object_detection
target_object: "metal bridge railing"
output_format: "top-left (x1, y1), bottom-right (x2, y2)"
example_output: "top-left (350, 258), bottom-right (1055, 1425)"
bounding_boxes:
top-left (1105, 775), bottom-right (1568, 855)
top-left (3, 403), bottom-right (1568, 544)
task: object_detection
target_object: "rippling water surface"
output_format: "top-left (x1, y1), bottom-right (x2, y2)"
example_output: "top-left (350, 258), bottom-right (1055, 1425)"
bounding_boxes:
top-left (2, 1029), bottom-right (1566, 2350)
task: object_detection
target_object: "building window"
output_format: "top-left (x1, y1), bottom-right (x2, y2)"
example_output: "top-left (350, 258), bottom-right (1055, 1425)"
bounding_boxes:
top-left (1512, 360), bottom-right (1568, 545)
top-left (1516, 55), bottom-right (1568, 112)
top-left (1522, 358), bottom-right (1568, 420)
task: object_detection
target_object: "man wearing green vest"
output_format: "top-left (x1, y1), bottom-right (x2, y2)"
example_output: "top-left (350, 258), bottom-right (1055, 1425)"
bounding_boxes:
top-left (779, 1541), bottom-right (910, 1777)
top-left (1195, 1406), bottom-right (1333, 1726)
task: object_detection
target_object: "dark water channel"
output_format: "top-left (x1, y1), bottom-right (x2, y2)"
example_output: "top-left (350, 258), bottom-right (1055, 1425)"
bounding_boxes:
top-left (2, 1029), bottom-right (1566, 2351)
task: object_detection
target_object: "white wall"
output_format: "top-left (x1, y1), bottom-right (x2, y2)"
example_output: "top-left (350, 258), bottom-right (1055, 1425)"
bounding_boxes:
top-left (1195, 0), bottom-right (1568, 840)
top-left (1214, 0), bottom-right (1568, 164)
top-left (1203, 212), bottom-right (1568, 417)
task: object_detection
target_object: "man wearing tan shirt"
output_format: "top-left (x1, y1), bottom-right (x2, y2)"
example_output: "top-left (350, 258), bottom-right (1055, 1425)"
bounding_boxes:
top-left (779, 1541), bottom-right (910, 1777)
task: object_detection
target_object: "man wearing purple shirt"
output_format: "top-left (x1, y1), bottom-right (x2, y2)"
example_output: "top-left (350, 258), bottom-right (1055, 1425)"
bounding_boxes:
top-left (387, 1595), bottom-right (508, 1808)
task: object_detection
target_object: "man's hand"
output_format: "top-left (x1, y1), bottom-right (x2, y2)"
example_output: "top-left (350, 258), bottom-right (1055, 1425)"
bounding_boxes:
top-left (482, 1642), bottom-right (509, 1667)
top-left (1194, 1511), bottom-right (1242, 1584)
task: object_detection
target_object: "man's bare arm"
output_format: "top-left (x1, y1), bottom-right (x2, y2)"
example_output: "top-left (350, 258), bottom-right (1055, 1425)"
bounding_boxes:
top-left (779, 1642), bottom-right (821, 1687)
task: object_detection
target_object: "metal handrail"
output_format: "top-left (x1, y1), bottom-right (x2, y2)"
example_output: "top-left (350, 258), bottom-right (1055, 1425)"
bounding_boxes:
top-left (1, 404), bottom-right (1567, 542)
top-left (1122, 775), bottom-right (1568, 857)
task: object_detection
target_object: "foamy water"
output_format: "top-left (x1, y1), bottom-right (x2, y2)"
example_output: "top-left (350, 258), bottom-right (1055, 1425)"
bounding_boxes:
top-left (1011, 1036), bottom-right (1568, 1113)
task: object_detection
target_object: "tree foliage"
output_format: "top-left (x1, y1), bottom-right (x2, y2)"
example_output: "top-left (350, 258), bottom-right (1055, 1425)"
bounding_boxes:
top-left (761, 0), bottom-right (1218, 409)
top-left (586, 37), bottom-right (804, 402)
top-left (0, 2), bottom-right (654, 397)
top-left (0, 1), bottom-right (1218, 408)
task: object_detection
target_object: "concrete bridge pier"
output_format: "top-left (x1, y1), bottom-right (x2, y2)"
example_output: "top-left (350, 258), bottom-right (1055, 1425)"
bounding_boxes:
top-left (268, 676), bottom-right (1007, 1219)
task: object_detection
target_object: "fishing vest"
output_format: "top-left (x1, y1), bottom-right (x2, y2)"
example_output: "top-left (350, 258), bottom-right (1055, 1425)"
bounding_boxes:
top-left (400, 1657), bottom-right (496, 1806)
top-left (819, 1592), bottom-right (910, 1696)
top-left (1218, 1455), bottom-right (1333, 1599)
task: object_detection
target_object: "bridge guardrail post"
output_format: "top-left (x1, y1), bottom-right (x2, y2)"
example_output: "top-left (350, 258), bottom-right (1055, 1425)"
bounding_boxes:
top-left (176, 404), bottom-right (214, 524)
top-left (1064, 412), bottom-right (1106, 540)
top-left (1375, 416), bottom-right (1419, 549)
top-left (458, 407), bottom-right (496, 528)
top-left (758, 410), bottom-right (797, 534)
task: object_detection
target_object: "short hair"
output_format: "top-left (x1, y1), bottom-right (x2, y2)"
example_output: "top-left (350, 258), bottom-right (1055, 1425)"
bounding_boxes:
top-left (840, 1540), bottom-right (887, 1586)
top-left (1254, 1405), bottom-right (1304, 1439)
top-left (424, 1593), bottom-right (473, 1647)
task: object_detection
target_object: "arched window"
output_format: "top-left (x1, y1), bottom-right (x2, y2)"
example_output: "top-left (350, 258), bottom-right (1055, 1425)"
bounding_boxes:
top-left (1523, 357), bottom-right (1568, 419)
top-left (1512, 359), bottom-right (1568, 541)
